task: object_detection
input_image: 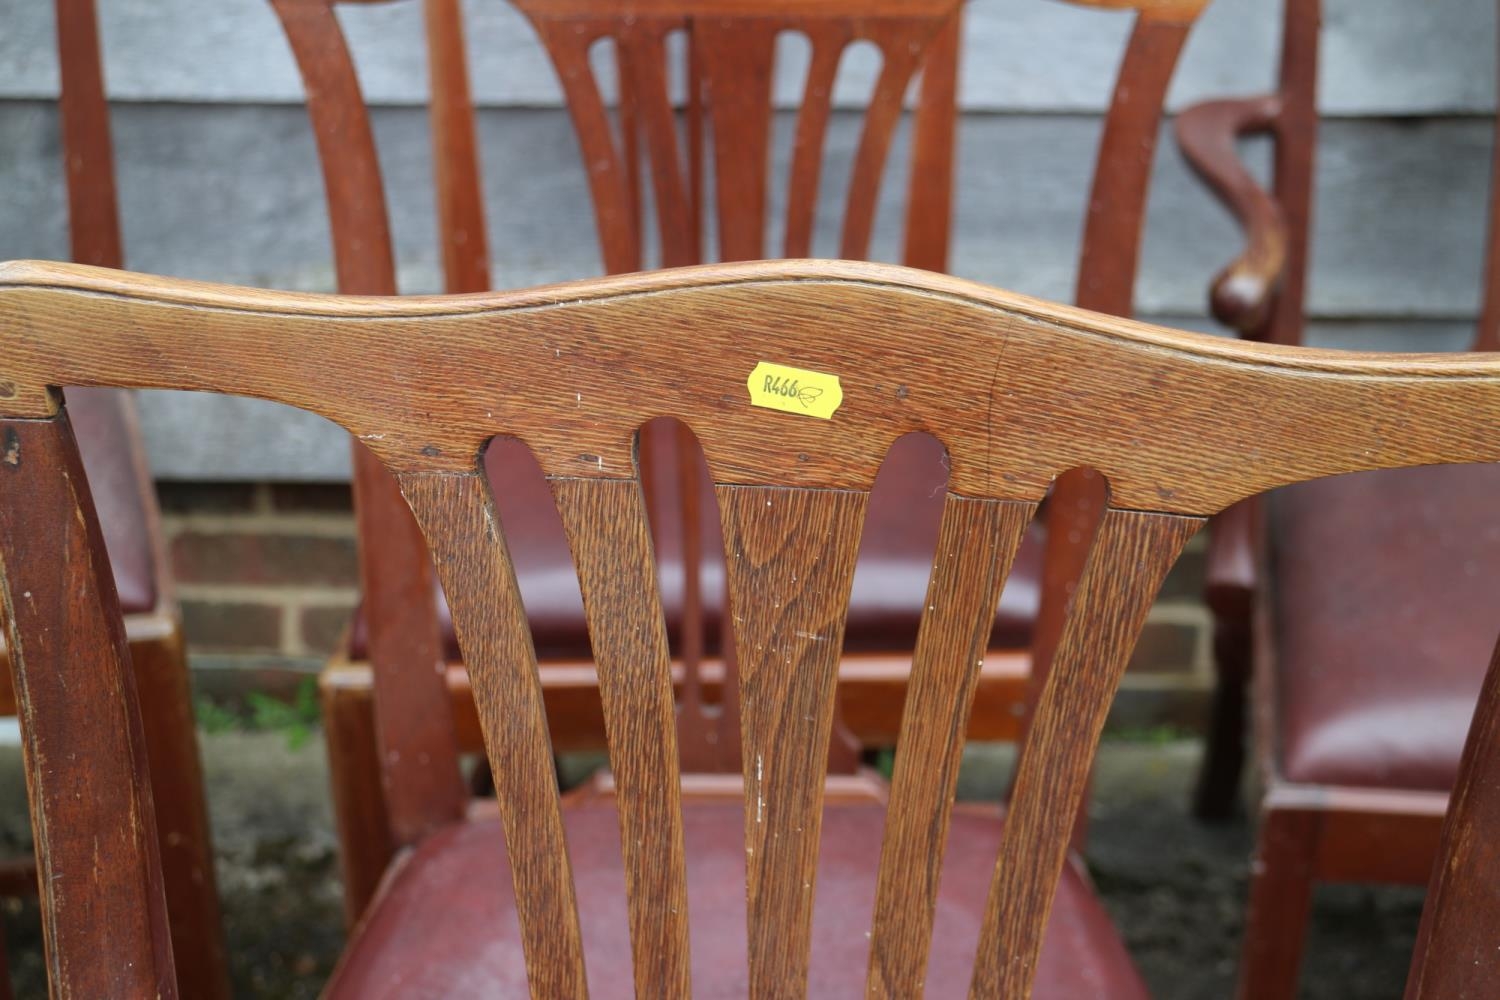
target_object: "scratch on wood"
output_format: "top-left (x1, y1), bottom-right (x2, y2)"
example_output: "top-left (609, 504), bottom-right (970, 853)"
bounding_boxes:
top-left (2, 429), bottom-right (19, 467)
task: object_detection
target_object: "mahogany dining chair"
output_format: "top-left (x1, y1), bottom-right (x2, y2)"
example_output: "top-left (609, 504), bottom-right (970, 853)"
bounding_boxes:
top-left (1177, 2), bottom-right (1500, 995)
top-left (4, 259), bottom-right (1500, 997)
top-left (272, 0), bottom-right (1213, 923)
top-left (0, 3), bottom-right (230, 997)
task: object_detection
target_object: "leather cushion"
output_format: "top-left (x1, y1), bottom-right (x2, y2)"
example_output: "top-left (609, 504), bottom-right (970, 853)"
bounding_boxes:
top-left (352, 432), bottom-right (1040, 660)
top-left (1273, 464), bottom-right (1500, 791)
top-left (327, 801), bottom-right (1146, 998)
top-left (66, 388), bottom-right (157, 615)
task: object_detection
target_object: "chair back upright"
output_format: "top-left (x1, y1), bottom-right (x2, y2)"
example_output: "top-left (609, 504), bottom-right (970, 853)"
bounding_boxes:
top-left (1233, 0), bottom-right (1500, 352)
top-left (5, 260), bottom-right (1500, 997)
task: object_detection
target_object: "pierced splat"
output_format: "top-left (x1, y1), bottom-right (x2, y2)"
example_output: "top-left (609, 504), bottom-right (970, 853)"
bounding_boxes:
top-left (511, 0), bottom-right (964, 269)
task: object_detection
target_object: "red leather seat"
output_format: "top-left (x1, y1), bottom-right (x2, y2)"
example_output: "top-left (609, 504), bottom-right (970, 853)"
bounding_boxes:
top-left (1272, 464), bottom-right (1500, 791)
top-left (326, 800), bottom-right (1147, 998)
top-left (352, 433), bottom-right (1041, 660)
top-left (67, 388), bottom-right (157, 616)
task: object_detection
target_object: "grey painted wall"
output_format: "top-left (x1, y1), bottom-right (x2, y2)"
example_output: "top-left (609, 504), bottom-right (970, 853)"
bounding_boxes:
top-left (1, 0), bottom-right (1495, 480)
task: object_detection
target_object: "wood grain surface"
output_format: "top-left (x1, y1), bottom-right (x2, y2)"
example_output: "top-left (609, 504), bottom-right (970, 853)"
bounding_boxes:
top-left (7, 259), bottom-right (1500, 996)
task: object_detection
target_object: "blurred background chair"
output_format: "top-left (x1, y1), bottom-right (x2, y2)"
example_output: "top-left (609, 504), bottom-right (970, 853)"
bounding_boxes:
top-left (275, 0), bottom-right (1211, 924)
top-left (1177, 0), bottom-right (1500, 995)
top-left (5, 258), bottom-right (1500, 998)
top-left (0, 2), bottom-right (230, 997)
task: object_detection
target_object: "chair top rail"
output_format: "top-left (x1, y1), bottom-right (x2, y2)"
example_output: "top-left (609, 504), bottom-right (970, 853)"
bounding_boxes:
top-left (1, 257), bottom-right (1498, 514)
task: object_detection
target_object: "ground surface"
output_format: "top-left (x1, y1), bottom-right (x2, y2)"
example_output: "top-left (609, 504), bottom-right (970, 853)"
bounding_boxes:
top-left (0, 733), bottom-right (1423, 998)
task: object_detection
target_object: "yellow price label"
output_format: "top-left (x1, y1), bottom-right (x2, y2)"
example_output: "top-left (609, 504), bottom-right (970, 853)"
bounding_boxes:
top-left (746, 362), bottom-right (843, 420)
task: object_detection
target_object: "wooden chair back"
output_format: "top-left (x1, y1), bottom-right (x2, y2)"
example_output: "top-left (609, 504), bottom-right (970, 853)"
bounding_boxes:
top-left (1207, 0), bottom-right (1500, 352)
top-left (272, 0), bottom-right (1213, 808)
top-left (5, 260), bottom-right (1500, 997)
top-left (510, 0), bottom-right (960, 273)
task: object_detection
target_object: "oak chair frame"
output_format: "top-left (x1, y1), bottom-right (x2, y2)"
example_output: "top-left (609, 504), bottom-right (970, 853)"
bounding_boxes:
top-left (272, 0), bottom-right (1213, 921)
top-left (0, 2), bottom-right (230, 997)
top-left (1177, 2), bottom-right (1500, 996)
top-left (5, 258), bottom-right (1500, 998)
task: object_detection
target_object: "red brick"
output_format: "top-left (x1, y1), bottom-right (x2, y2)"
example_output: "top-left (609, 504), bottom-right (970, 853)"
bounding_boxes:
top-left (299, 604), bottom-right (356, 654)
top-left (1127, 621), bottom-right (1198, 674)
top-left (181, 600), bottom-right (283, 653)
top-left (172, 531), bottom-right (358, 586)
top-left (157, 482), bottom-right (259, 514)
top-left (270, 483), bottom-right (353, 513)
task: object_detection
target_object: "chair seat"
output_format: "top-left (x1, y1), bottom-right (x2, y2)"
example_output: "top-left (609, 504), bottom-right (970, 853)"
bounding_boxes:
top-left (352, 433), bottom-right (1041, 661)
top-left (1272, 464), bottom-right (1500, 791)
top-left (66, 387), bottom-right (157, 616)
top-left (326, 800), bottom-right (1146, 999)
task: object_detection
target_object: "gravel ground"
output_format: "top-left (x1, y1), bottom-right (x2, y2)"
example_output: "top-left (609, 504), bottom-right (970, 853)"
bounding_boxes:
top-left (0, 733), bottom-right (1423, 998)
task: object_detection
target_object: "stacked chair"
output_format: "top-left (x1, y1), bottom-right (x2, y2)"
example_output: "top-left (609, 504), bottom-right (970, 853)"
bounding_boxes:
top-left (6, 255), bottom-right (1500, 997)
top-left (1178, 1), bottom-right (1500, 995)
top-left (279, 0), bottom-right (1214, 924)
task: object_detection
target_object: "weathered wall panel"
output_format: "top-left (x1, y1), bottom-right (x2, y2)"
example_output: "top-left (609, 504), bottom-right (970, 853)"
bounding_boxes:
top-left (0, 0), bottom-right (1494, 114)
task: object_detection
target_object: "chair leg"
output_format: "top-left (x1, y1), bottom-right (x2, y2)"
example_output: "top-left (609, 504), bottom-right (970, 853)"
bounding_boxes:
top-left (0, 915), bottom-right (14, 1000)
top-left (1237, 808), bottom-right (1319, 1000)
top-left (131, 624), bottom-right (232, 1000)
top-left (321, 673), bottom-right (397, 926)
top-left (1194, 606), bottom-right (1252, 820)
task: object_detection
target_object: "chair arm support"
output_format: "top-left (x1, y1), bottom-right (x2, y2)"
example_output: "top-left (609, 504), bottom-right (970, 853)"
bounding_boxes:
top-left (1204, 497), bottom-right (1258, 625)
top-left (1175, 95), bottom-right (1287, 337)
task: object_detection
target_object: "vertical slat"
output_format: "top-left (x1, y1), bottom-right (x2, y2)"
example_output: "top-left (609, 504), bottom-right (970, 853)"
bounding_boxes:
top-left (867, 496), bottom-right (1036, 998)
top-left (351, 449), bottom-right (467, 843)
top-left (619, 29), bottom-right (698, 268)
top-left (1473, 22), bottom-right (1500, 351)
top-left (696, 22), bottom-right (779, 261)
top-left (783, 25), bottom-right (851, 258)
top-left (273, 0), bottom-right (468, 844)
top-left (901, 10), bottom-right (961, 273)
top-left (718, 484), bottom-right (867, 997)
top-left (1026, 466), bottom-right (1107, 758)
top-left (839, 29), bottom-right (925, 261)
top-left (424, 0), bottom-right (492, 294)
top-left (1404, 634), bottom-right (1500, 998)
top-left (685, 33), bottom-right (706, 261)
top-left (0, 413), bottom-right (177, 1000)
top-left (969, 509), bottom-right (1201, 999)
top-left (551, 476), bottom-right (692, 997)
top-left (271, 0), bottom-right (396, 296)
top-left (538, 23), bottom-right (642, 274)
top-left (672, 427), bottom-right (718, 770)
top-left (616, 38), bottom-right (645, 267)
top-left (54, 0), bottom-right (122, 270)
top-left (1075, 12), bottom-right (1193, 316)
top-left (399, 470), bottom-right (588, 999)
top-left (1267, 0), bottom-right (1319, 348)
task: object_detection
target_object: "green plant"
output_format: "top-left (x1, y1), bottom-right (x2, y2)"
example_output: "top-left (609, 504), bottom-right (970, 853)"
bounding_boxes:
top-left (197, 676), bottom-right (322, 749)
top-left (246, 677), bottom-right (322, 750)
top-left (195, 696), bottom-right (242, 735)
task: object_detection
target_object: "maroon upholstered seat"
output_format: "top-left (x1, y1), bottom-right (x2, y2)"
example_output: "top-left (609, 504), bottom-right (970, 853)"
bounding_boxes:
top-left (66, 387), bottom-right (157, 616)
top-left (352, 433), bottom-right (1041, 660)
top-left (1272, 464), bottom-right (1500, 791)
top-left (326, 800), bottom-right (1147, 998)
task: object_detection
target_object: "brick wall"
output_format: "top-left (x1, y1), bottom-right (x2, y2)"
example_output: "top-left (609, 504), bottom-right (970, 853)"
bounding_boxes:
top-left (162, 483), bottom-right (359, 682)
top-left (162, 482), bottom-right (1212, 728)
